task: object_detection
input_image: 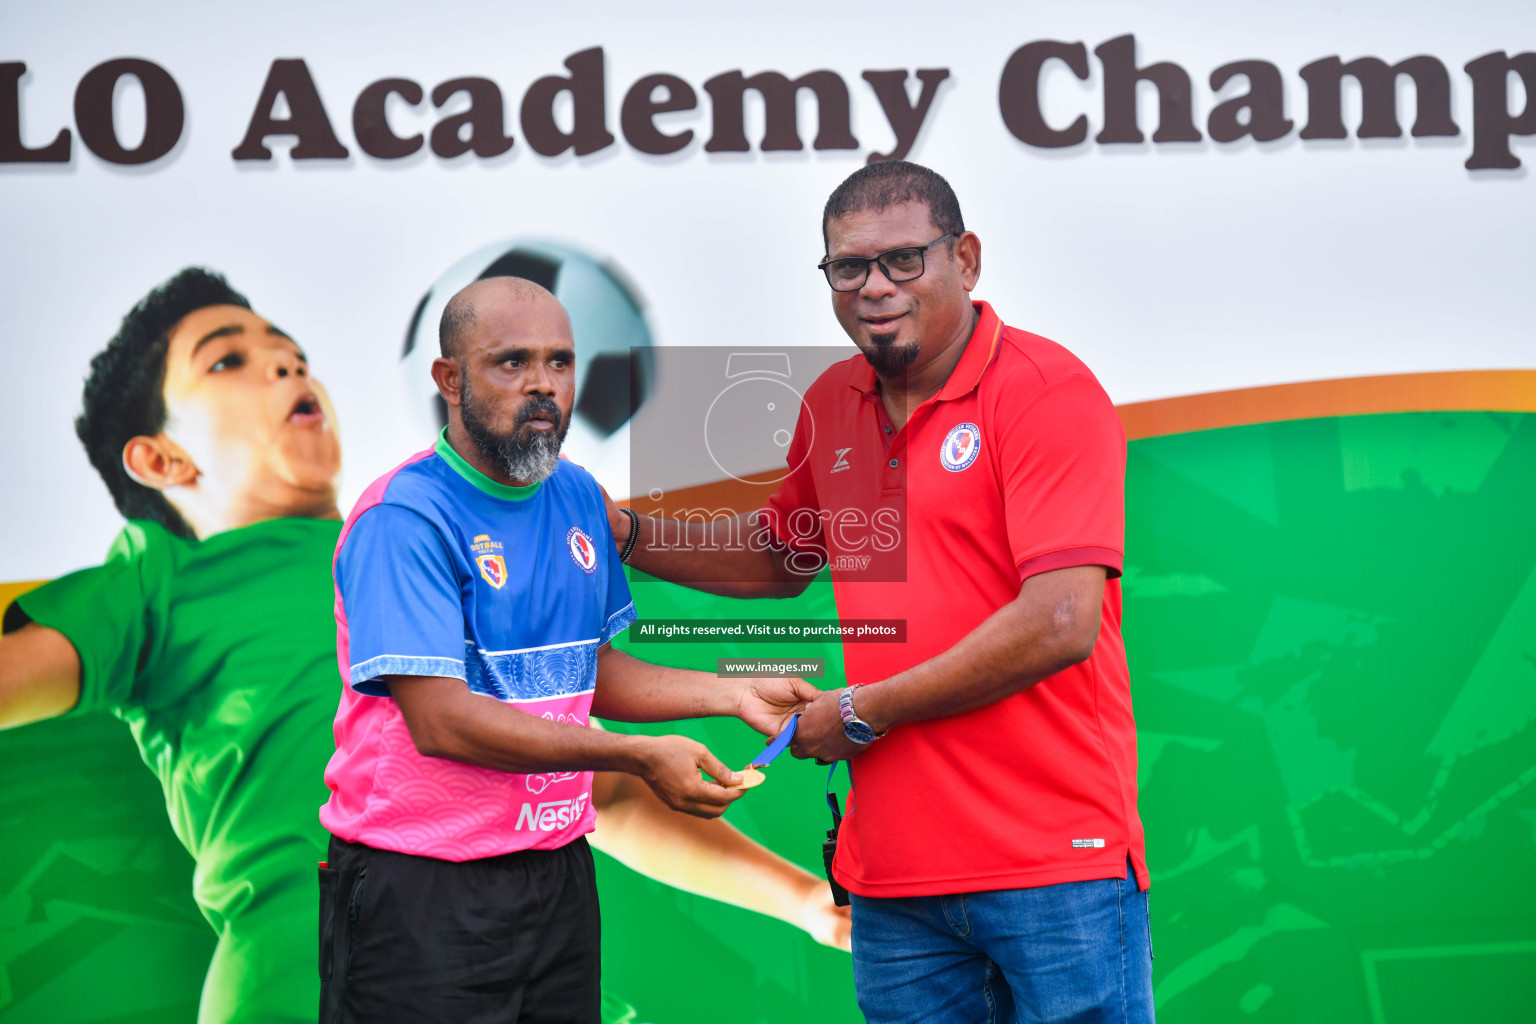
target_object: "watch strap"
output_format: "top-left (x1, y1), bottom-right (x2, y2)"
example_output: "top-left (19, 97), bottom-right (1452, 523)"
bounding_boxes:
top-left (839, 686), bottom-right (884, 744)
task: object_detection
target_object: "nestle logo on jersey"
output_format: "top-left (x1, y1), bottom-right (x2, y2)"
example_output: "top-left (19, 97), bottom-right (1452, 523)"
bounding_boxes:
top-left (516, 795), bottom-right (589, 832)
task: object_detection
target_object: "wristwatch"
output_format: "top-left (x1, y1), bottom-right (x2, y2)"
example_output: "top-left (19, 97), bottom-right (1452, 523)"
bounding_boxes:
top-left (839, 686), bottom-right (885, 745)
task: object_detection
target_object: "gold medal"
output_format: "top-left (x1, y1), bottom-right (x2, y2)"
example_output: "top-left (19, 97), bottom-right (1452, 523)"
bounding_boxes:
top-left (731, 767), bottom-right (766, 789)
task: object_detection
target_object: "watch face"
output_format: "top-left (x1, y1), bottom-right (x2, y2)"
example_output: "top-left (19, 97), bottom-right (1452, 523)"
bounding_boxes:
top-left (843, 720), bottom-right (877, 745)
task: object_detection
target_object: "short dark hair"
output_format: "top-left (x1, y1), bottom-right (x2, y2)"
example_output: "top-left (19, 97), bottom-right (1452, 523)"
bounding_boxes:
top-left (821, 161), bottom-right (965, 252)
top-left (439, 289), bottom-right (476, 359)
top-left (75, 268), bottom-right (250, 538)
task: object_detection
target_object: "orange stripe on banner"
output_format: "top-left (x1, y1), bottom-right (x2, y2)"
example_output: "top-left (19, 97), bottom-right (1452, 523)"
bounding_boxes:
top-left (622, 470), bottom-right (785, 519)
top-left (620, 371), bottom-right (1536, 518)
top-left (1116, 370), bottom-right (1536, 441)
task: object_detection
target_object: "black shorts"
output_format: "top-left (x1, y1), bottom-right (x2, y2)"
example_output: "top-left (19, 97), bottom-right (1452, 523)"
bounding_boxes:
top-left (319, 834), bottom-right (601, 1024)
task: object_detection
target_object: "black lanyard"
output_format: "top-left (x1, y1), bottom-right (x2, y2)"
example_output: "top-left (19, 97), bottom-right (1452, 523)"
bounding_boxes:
top-left (822, 761), bottom-right (851, 907)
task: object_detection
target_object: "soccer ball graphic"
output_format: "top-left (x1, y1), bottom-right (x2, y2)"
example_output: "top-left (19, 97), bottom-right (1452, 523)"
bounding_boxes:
top-left (401, 240), bottom-right (654, 498)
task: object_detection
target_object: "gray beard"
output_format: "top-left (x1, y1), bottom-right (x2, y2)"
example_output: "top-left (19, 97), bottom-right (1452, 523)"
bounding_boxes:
top-left (460, 378), bottom-right (568, 485)
top-left (493, 432), bottom-right (562, 485)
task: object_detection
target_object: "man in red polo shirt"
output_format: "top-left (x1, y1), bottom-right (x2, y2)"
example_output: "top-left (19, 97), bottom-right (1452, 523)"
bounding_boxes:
top-left (611, 161), bottom-right (1151, 1023)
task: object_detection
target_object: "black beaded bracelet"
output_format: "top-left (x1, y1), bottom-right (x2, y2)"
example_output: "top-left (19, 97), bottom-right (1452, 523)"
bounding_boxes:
top-left (619, 507), bottom-right (641, 564)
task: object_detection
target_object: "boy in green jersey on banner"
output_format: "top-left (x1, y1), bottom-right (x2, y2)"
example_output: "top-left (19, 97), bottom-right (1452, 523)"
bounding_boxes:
top-left (0, 269), bottom-right (847, 1023)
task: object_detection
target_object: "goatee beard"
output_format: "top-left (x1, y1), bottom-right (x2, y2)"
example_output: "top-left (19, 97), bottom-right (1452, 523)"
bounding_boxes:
top-left (860, 337), bottom-right (919, 379)
top-left (460, 378), bottom-right (568, 485)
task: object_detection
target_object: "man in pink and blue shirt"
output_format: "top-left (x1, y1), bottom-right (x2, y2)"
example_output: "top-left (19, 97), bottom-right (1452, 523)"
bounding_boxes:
top-left (318, 277), bottom-right (814, 1024)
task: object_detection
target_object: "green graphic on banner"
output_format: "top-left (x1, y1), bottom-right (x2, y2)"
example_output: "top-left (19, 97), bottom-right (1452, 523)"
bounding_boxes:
top-left (0, 713), bottom-right (212, 1023)
top-left (2, 410), bottom-right (1534, 1022)
top-left (1122, 411), bottom-right (1536, 1022)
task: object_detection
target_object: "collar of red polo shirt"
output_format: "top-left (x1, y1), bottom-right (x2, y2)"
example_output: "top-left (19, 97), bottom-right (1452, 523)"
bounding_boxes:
top-left (845, 301), bottom-right (1005, 406)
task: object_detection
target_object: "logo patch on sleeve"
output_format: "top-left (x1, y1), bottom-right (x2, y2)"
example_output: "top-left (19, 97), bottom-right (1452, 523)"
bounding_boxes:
top-left (567, 526), bottom-right (598, 573)
top-left (940, 422), bottom-right (981, 472)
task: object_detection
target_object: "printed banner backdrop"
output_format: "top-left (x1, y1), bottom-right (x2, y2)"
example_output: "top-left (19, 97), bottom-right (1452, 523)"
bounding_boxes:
top-left (2, 1), bottom-right (1535, 1022)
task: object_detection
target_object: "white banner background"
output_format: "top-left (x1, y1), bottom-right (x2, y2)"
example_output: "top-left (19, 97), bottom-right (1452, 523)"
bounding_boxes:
top-left (2, 0), bottom-right (1531, 579)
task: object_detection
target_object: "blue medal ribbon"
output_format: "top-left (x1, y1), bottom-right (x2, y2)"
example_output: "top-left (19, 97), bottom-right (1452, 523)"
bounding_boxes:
top-left (749, 713), bottom-right (799, 768)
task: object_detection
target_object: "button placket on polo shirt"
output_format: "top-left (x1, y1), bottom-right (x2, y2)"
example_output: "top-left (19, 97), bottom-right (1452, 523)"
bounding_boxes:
top-left (864, 386), bottom-right (908, 498)
top-left (887, 400), bottom-right (942, 485)
top-left (882, 422), bottom-right (908, 497)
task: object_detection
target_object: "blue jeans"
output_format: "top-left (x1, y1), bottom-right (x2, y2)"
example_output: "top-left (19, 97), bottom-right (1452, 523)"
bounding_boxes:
top-left (850, 861), bottom-right (1153, 1024)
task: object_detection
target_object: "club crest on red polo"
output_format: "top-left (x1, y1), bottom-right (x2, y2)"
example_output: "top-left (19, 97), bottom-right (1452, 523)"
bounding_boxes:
top-left (567, 526), bottom-right (598, 573)
top-left (940, 422), bottom-right (981, 472)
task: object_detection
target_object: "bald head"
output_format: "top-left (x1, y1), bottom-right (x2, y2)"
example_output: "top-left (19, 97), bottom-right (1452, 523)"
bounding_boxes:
top-left (430, 275), bottom-right (576, 486)
top-left (438, 276), bottom-right (568, 359)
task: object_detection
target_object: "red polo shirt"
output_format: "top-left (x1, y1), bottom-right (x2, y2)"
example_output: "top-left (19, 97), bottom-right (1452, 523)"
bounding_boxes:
top-left (763, 301), bottom-right (1146, 897)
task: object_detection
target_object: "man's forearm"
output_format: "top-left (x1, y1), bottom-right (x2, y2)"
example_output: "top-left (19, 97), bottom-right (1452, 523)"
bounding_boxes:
top-left (622, 510), bottom-right (810, 599)
top-left (855, 566), bottom-right (1106, 734)
top-left (388, 675), bottom-right (653, 775)
top-left (390, 675), bottom-right (746, 818)
top-left (590, 646), bottom-right (739, 723)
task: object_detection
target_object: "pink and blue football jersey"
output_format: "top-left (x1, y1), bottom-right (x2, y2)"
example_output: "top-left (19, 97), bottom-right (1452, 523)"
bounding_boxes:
top-left (320, 432), bottom-right (634, 861)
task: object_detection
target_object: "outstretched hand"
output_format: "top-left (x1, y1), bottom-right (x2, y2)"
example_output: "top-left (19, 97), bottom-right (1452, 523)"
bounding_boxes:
top-left (733, 676), bottom-right (822, 738)
top-left (637, 735), bottom-right (743, 818)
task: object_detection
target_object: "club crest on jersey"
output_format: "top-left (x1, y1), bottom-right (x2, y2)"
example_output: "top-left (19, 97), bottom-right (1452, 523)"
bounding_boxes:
top-left (477, 555), bottom-right (508, 589)
top-left (567, 526), bottom-right (598, 574)
top-left (470, 534), bottom-right (508, 589)
top-left (940, 422), bottom-right (981, 472)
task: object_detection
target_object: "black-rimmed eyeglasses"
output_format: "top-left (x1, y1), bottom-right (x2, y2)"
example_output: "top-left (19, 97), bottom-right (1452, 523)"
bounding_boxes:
top-left (816, 233), bottom-right (956, 292)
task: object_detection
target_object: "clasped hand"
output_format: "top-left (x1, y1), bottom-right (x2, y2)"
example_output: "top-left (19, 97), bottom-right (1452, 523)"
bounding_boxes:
top-left (734, 678), bottom-right (873, 763)
top-left (788, 687), bottom-right (871, 763)
top-left (732, 674), bottom-right (822, 738)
